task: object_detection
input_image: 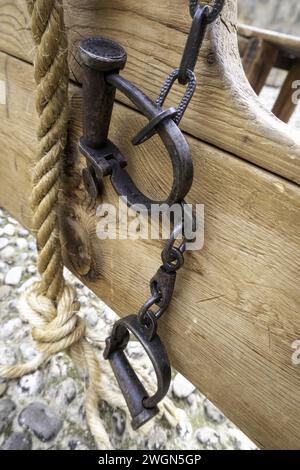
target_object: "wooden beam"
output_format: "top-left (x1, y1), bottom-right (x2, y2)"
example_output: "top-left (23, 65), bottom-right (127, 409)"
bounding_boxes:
top-left (272, 61), bottom-right (300, 123)
top-left (1, 51), bottom-right (300, 449)
top-left (239, 23), bottom-right (300, 57)
top-left (243, 40), bottom-right (279, 95)
top-left (241, 37), bottom-right (259, 72)
top-left (0, 1), bottom-right (300, 185)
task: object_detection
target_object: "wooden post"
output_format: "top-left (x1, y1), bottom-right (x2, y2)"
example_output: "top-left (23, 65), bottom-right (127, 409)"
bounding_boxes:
top-left (244, 39), bottom-right (279, 95)
top-left (272, 60), bottom-right (300, 122)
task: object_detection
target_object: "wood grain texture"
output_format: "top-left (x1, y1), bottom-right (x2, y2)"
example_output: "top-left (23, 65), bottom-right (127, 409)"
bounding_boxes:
top-left (1, 51), bottom-right (300, 449)
top-left (0, 0), bottom-right (300, 185)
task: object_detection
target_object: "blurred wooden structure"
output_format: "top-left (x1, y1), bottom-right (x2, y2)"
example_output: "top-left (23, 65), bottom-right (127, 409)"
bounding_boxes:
top-left (239, 24), bottom-right (300, 123)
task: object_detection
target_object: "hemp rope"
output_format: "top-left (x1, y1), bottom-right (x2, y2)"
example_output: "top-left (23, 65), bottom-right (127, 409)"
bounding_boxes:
top-left (0, 0), bottom-right (111, 450)
top-left (0, 0), bottom-right (179, 448)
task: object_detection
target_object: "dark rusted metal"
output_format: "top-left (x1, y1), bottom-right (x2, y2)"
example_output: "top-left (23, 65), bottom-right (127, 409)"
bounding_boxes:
top-left (132, 107), bottom-right (177, 146)
top-left (189, 0), bottom-right (225, 23)
top-left (79, 37), bottom-right (193, 208)
top-left (156, 69), bottom-right (197, 124)
top-left (103, 314), bottom-right (171, 430)
top-left (137, 268), bottom-right (177, 323)
top-left (79, 37), bottom-right (127, 197)
top-left (79, 37), bottom-right (127, 149)
top-left (103, 221), bottom-right (190, 430)
top-left (149, 267), bottom-right (177, 318)
top-left (80, 0), bottom-right (222, 431)
top-left (178, 5), bottom-right (209, 84)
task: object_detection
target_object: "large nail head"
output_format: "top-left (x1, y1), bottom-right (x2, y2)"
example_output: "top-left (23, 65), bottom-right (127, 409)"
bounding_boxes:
top-left (79, 37), bottom-right (127, 72)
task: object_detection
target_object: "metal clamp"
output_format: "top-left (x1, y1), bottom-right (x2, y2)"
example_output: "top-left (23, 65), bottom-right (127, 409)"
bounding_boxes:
top-left (79, 37), bottom-right (193, 210)
top-left (103, 314), bottom-right (171, 430)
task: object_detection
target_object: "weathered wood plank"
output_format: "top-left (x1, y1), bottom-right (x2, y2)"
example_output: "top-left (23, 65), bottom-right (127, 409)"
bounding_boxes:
top-left (244, 40), bottom-right (278, 95)
top-left (239, 23), bottom-right (300, 57)
top-left (1, 51), bottom-right (300, 449)
top-left (241, 37), bottom-right (259, 72)
top-left (0, 0), bottom-right (300, 185)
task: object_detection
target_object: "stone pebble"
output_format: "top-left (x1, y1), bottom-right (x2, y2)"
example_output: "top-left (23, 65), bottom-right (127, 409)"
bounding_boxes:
top-left (18, 402), bottom-right (63, 442)
top-left (0, 398), bottom-right (16, 434)
top-left (203, 399), bottom-right (226, 424)
top-left (5, 267), bottom-right (23, 286)
top-left (1, 432), bottom-right (32, 450)
top-left (172, 373), bottom-right (196, 399)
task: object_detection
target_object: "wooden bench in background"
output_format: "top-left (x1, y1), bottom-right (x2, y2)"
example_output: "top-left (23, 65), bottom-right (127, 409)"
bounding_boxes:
top-left (239, 23), bottom-right (300, 123)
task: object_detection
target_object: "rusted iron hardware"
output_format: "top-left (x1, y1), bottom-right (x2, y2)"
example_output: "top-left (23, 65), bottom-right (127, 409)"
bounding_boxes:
top-left (79, 37), bottom-right (192, 208)
top-left (79, 2), bottom-right (224, 205)
top-left (104, 219), bottom-right (191, 430)
top-left (79, 1), bottom-right (224, 430)
top-left (189, 0), bottom-right (225, 23)
top-left (104, 202), bottom-right (196, 430)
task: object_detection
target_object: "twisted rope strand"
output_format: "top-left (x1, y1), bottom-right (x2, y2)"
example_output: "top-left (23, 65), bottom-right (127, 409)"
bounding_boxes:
top-left (0, 0), bottom-right (111, 450)
top-left (0, 0), bottom-right (179, 449)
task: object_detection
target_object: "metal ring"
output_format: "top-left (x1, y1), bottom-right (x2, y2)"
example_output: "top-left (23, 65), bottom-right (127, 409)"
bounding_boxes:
top-left (149, 267), bottom-right (177, 319)
top-left (138, 293), bottom-right (162, 326)
top-left (161, 246), bottom-right (185, 272)
top-left (132, 107), bottom-right (178, 146)
top-left (180, 200), bottom-right (197, 242)
top-left (164, 221), bottom-right (187, 253)
top-left (103, 314), bottom-right (171, 429)
top-left (106, 73), bottom-right (194, 210)
top-left (189, 0), bottom-right (225, 23)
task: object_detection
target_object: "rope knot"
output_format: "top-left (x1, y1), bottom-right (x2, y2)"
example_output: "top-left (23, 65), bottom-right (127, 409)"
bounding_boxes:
top-left (0, 0), bottom-right (114, 449)
top-left (20, 282), bottom-right (85, 356)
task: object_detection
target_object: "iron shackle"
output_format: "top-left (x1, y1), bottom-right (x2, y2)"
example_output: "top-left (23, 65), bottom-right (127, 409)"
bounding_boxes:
top-left (103, 314), bottom-right (171, 430)
top-left (78, 37), bottom-right (193, 210)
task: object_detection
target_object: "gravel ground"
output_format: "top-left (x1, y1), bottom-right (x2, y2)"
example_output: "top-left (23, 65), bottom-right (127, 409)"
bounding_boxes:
top-left (0, 209), bottom-right (256, 451)
top-left (0, 86), bottom-right (299, 451)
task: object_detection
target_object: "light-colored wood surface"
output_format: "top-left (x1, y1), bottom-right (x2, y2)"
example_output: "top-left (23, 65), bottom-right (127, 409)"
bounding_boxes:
top-left (1, 51), bottom-right (300, 449)
top-left (0, 0), bottom-right (300, 185)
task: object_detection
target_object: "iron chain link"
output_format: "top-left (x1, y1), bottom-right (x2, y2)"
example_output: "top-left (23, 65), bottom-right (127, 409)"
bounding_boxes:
top-left (137, 1), bottom-right (223, 329)
top-left (189, 0), bottom-right (225, 22)
top-left (138, 203), bottom-right (197, 327)
top-left (155, 0), bottom-right (225, 121)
